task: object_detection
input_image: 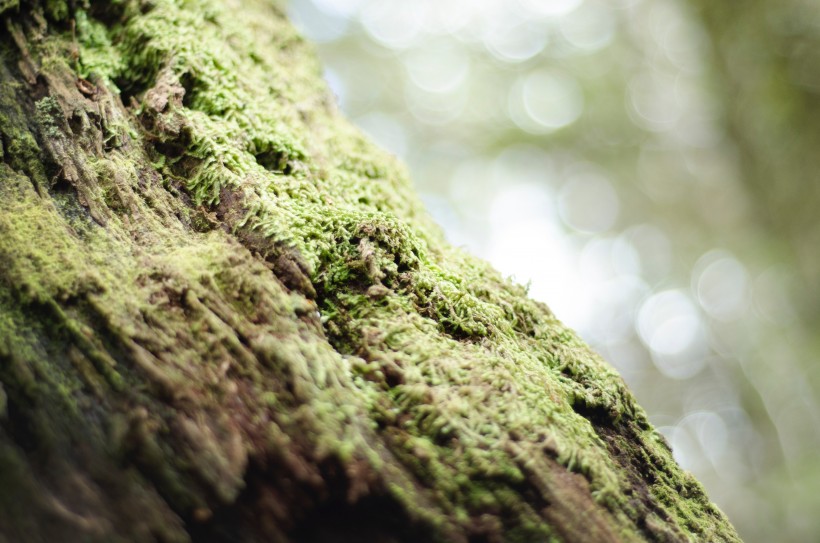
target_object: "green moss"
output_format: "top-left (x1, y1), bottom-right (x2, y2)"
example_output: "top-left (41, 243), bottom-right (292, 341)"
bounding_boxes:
top-left (0, 0), bottom-right (19, 16)
top-left (75, 9), bottom-right (124, 87)
top-left (0, 83), bottom-right (48, 190)
top-left (35, 96), bottom-right (64, 138)
top-left (44, 0), bottom-right (69, 21)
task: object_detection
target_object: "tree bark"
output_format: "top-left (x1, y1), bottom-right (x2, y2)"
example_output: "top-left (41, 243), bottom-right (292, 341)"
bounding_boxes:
top-left (0, 1), bottom-right (740, 542)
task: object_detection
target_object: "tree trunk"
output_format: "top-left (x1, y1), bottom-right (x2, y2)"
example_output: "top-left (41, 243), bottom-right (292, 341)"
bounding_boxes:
top-left (690, 0), bottom-right (820, 320)
top-left (0, 1), bottom-right (740, 542)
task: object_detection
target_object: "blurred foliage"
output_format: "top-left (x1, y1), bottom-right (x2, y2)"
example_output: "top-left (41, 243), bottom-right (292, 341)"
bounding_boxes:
top-left (288, 0), bottom-right (820, 541)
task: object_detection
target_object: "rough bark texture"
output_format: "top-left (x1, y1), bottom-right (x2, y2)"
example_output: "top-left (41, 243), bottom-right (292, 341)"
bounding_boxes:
top-left (0, 1), bottom-right (740, 542)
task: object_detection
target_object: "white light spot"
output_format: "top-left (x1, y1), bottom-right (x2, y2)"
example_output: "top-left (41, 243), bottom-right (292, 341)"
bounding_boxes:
top-left (637, 290), bottom-right (707, 379)
top-left (693, 411), bottom-right (729, 466)
top-left (403, 43), bottom-right (470, 93)
top-left (322, 67), bottom-right (347, 108)
top-left (492, 144), bottom-right (556, 188)
top-left (692, 250), bottom-right (750, 322)
top-left (405, 85), bottom-right (468, 125)
top-left (354, 112), bottom-right (408, 158)
top-left (484, 184), bottom-right (588, 327)
top-left (488, 183), bottom-right (555, 227)
top-left (623, 224), bottom-right (672, 281)
top-left (627, 71), bottom-right (681, 132)
top-left (612, 235), bottom-right (642, 276)
top-left (558, 170), bottom-right (619, 233)
top-left (288, 0), bottom-right (350, 42)
top-left (311, 0), bottom-right (367, 18)
top-left (509, 70), bottom-right (584, 133)
top-left (422, 0), bottom-right (475, 34)
top-left (361, 1), bottom-right (425, 49)
top-left (560, 2), bottom-right (615, 52)
top-left (586, 274), bottom-right (650, 343)
top-left (648, 0), bottom-right (706, 74)
top-left (517, 0), bottom-right (584, 18)
top-left (605, 339), bottom-right (651, 375)
top-left (638, 290), bottom-right (700, 355)
top-left (659, 425), bottom-right (701, 472)
top-left (485, 21), bottom-right (547, 63)
top-left (420, 193), bottom-right (475, 248)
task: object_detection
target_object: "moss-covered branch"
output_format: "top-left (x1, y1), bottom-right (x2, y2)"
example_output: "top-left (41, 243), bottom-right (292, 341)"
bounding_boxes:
top-left (0, 1), bottom-right (740, 541)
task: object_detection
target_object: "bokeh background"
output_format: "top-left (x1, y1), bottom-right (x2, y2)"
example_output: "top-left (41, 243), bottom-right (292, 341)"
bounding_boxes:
top-left (287, 0), bottom-right (820, 540)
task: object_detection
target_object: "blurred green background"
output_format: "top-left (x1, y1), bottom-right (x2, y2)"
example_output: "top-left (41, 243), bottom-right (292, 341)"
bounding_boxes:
top-left (287, 0), bottom-right (820, 540)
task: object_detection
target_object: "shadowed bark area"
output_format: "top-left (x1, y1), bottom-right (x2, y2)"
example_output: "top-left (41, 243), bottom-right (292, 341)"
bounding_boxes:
top-left (0, 1), bottom-right (740, 542)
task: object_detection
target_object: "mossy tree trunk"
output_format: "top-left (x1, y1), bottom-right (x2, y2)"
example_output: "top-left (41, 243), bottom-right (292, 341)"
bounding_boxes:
top-left (0, 1), bottom-right (740, 542)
